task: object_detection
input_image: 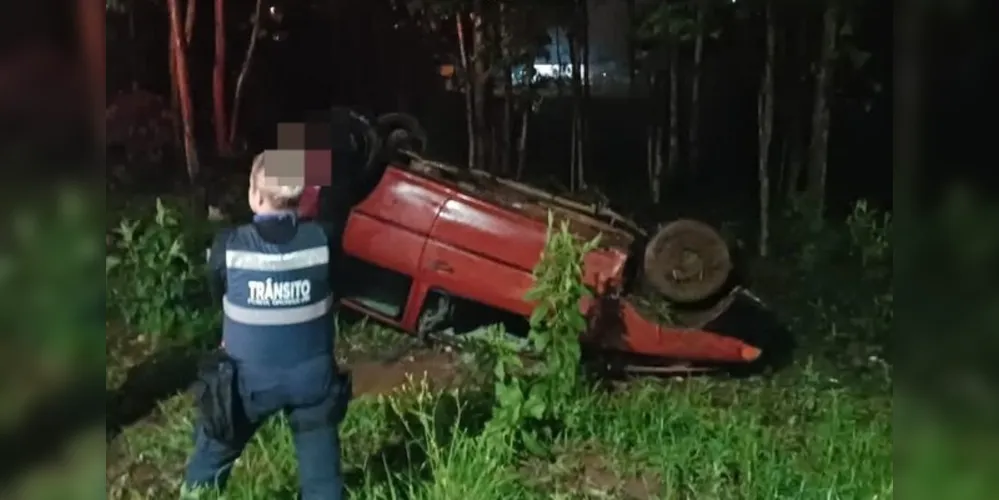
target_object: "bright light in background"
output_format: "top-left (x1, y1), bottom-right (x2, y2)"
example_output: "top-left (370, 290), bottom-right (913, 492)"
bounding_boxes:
top-left (533, 64), bottom-right (577, 77)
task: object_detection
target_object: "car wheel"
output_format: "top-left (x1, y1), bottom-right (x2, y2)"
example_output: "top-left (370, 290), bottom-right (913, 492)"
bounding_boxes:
top-left (327, 110), bottom-right (428, 207)
top-left (642, 219), bottom-right (732, 304)
top-left (375, 112), bottom-right (428, 156)
top-left (351, 112), bottom-right (428, 200)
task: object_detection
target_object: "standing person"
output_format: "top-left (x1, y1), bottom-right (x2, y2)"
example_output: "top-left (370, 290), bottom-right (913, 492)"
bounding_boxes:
top-left (182, 150), bottom-right (350, 500)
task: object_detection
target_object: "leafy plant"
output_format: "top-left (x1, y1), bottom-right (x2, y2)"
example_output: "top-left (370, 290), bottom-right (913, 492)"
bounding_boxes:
top-left (483, 212), bottom-right (599, 456)
top-left (106, 198), bottom-right (219, 342)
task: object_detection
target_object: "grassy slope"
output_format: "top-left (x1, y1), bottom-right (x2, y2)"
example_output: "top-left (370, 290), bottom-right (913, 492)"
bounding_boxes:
top-left (89, 197), bottom-right (893, 500)
top-left (98, 331), bottom-right (891, 500)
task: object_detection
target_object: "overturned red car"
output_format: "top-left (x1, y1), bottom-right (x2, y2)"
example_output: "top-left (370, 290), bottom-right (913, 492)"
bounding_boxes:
top-left (299, 113), bottom-right (769, 373)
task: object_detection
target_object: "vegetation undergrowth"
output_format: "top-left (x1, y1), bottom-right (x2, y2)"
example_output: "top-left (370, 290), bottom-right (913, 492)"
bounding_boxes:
top-left (759, 199), bottom-right (892, 387)
top-left (97, 200), bottom-right (892, 500)
top-left (106, 198), bottom-right (221, 348)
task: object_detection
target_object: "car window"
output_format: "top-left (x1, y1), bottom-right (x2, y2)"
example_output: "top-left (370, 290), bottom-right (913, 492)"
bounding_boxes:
top-left (340, 255), bottom-right (412, 319)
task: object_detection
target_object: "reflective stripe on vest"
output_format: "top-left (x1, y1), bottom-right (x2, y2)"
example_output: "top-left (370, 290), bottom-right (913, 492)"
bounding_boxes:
top-left (225, 246), bottom-right (329, 272)
top-left (222, 222), bottom-right (333, 332)
top-left (223, 294), bottom-right (334, 325)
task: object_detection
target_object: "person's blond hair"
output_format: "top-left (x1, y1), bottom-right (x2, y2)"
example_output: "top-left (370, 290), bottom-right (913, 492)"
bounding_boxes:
top-left (250, 150), bottom-right (306, 208)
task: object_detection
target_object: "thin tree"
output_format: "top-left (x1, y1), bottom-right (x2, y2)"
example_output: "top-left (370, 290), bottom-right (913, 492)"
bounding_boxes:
top-left (78, 0), bottom-right (104, 144)
top-left (625, 0), bottom-right (637, 97)
top-left (212, 0), bottom-right (230, 155)
top-left (168, 0), bottom-right (197, 157)
top-left (228, 0), bottom-right (265, 148)
top-left (806, 0), bottom-right (840, 219)
top-left (579, 0), bottom-right (591, 188)
top-left (515, 74), bottom-right (539, 180)
top-left (471, 0), bottom-right (489, 170)
top-left (567, 1), bottom-right (585, 191)
top-left (757, 0), bottom-right (776, 256)
top-left (456, 12), bottom-right (476, 168)
top-left (689, 0), bottom-right (706, 178)
top-left (499, 1), bottom-right (515, 174)
top-left (666, 38), bottom-right (679, 188)
top-left (647, 70), bottom-right (665, 204)
top-left (166, 0), bottom-right (199, 184)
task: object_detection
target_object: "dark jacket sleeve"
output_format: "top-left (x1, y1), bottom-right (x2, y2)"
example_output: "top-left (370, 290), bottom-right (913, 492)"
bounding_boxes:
top-left (317, 221), bottom-right (347, 299)
top-left (206, 228), bottom-right (232, 308)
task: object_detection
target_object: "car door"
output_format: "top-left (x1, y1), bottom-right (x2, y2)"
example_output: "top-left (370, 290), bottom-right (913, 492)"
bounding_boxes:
top-left (337, 168), bottom-right (452, 326)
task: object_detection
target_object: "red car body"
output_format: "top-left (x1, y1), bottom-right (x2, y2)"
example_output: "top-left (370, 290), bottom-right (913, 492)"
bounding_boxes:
top-left (298, 161), bottom-right (762, 367)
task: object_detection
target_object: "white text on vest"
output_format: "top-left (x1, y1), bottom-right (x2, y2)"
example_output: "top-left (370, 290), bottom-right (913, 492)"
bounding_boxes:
top-left (247, 278), bottom-right (312, 306)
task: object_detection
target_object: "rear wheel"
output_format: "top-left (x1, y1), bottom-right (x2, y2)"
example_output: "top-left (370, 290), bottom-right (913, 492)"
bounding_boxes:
top-left (333, 111), bottom-right (428, 207)
top-left (642, 219), bottom-right (732, 304)
top-left (375, 112), bottom-right (428, 157)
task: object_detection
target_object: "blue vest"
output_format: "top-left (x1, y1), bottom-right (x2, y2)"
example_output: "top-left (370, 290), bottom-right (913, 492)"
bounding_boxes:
top-left (222, 220), bottom-right (334, 366)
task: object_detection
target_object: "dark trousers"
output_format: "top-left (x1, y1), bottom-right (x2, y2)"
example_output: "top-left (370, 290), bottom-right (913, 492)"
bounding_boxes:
top-left (183, 354), bottom-right (347, 500)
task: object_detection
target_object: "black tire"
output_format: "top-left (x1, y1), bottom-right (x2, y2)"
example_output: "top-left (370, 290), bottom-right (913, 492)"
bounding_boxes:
top-left (375, 112), bottom-right (428, 154)
top-left (323, 109), bottom-right (428, 208)
top-left (642, 219), bottom-right (733, 304)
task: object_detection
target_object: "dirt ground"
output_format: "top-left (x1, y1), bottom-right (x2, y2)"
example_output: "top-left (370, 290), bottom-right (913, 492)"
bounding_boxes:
top-left (347, 350), bottom-right (463, 397)
top-left (107, 339), bottom-right (462, 432)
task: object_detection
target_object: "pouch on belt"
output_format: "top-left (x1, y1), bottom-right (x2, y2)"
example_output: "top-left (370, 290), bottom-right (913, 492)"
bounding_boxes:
top-left (193, 351), bottom-right (245, 444)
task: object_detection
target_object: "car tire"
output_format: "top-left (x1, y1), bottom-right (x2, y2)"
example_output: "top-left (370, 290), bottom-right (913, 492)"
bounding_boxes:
top-left (642, 218), bottom-right (733, 304)
top-left (375, 112), bottom-right (428, 157)
top-left (343, 112), bottom-right (428, 206)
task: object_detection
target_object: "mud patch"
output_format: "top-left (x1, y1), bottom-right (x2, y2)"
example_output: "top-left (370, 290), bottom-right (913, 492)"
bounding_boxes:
top-left (347, 350), bottom-right (462, 397)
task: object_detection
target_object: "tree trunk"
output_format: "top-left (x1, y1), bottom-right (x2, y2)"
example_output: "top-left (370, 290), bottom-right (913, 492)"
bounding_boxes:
top-left (757, 0), bottom-right (776, 257)
top-left (456, 13), bottom-right (476, 169)
top-left (647, 72), bottom-right (664, 204)
top-left (579, 0), bottom-right (590, 188)
top-left (78, 0), bottom-right (104, 145)
top-left (667, 42), bottom-right (680, 185)
top-left (213, 0), bottom-right (230, 156)
top-left (568, 26), bottom-right (584, 191)
top-left (806, 1), bottom-right (839, 219)
top-left (783, 20), bottom-right (808, 200)
top-left (167, 0), bottom-right (199, 183)
top-left (168, 44), bottom-right (183, 151)
top-left (168, 0), bottom-right (197, 160)
top-left (471, 2), bottom-right (489, 171)
top-left (689, 0), bottom-right (705, 178)
top-left (499, 3), bottom-right (514, 174)
top-left (516, 103), bottom-right (531, 179)
top-left (184, 0), bottom-right (196, 46)
top-left (784, 110), bottom-right (805, 199)
top-left (625, 0), bottom-right (637, 97)
top-left (228, 0), bottom-right (264, 149)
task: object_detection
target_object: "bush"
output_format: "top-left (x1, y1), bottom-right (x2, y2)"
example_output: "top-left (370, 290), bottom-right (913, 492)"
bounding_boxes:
top-left (106, 198), bottom-right (220, 343)
top-left (768, 199), bottom-right (892, 371)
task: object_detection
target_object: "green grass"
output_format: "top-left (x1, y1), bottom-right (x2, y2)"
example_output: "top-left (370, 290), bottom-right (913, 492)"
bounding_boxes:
top-left (94, 197), bottom-right (895, 499)
top-left (102, 334), bottom-right (892, 500)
